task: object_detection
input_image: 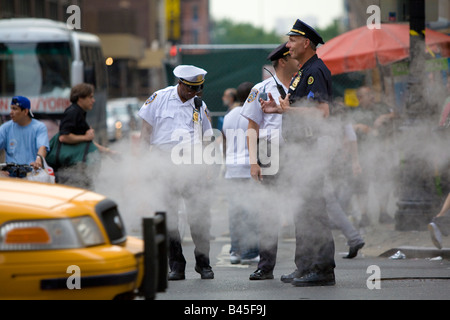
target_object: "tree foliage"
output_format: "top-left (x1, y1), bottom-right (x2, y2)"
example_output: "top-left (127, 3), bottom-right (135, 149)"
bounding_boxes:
top-left (210, 18), bottom-right (342, 44)
top-left (210, 19), bottom-right (283, 44)
top-left (315, 19), bottom-right (341, 43)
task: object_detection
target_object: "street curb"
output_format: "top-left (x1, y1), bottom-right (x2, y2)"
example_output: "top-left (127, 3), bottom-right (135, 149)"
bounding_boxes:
top-left (379, 246), bottom-right (450, 259)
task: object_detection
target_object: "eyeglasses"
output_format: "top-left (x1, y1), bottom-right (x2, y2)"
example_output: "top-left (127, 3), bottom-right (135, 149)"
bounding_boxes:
top-left (182, 81), bottom-right (204, 93)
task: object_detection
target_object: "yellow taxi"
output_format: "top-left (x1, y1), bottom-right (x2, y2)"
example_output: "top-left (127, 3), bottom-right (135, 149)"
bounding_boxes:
top-left (0, 178), bottom-right (167, 300)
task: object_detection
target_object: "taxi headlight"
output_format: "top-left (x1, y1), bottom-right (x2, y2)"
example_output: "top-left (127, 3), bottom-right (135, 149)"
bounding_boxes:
top-left (0, 216), bottom-right (105, 251)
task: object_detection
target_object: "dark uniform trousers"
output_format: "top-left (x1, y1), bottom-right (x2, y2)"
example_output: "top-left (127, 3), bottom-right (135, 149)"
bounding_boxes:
top-left (167, 177), bottom-right (212, 273)
top-left (256, 173), bottom-right (282, 273)
top-left (168, 206), bottom-right (211, 273)
top-left (149, 150), bottom-right (212, 273)
top-left (293, 141), bottom-right (335, 274)
top-left (293, 173), bottom-right (335, 274)
top-left (256, 141), bottom-right (335, 275)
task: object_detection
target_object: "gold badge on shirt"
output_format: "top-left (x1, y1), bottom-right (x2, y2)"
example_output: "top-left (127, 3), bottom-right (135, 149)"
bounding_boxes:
top-left (290, 70), bottom-right (302, 91)
top-left (193, 109), bottom-right (200, 123)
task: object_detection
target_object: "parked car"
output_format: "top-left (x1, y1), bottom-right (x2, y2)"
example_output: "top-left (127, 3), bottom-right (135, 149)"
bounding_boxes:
top-left (0, 178), bottom-right (167, 300)
top-left (107, 98), bottom-right (142, 142)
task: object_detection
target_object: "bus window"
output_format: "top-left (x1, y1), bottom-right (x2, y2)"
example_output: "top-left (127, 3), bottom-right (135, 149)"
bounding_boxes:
top-left (0, 42), bottom-right (71, 97)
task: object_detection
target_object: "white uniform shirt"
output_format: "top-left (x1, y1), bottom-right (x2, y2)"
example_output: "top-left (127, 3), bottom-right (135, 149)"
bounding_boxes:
top-left (240, 75), bottom-right (286, 143)
top-left (138, 85), bottom-right (212, 151)
top-left (222, 106), bottom-right (250, 179)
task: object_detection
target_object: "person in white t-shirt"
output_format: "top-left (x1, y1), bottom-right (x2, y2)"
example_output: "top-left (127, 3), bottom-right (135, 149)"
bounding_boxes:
top-left (222, 81), bottom-right (259, 265)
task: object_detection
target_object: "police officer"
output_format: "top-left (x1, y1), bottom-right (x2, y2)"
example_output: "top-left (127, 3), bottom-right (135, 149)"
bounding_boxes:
top-left (240, 42), bottom-right (300, 280)
top-left (138, 65), bottom-right (214, 280)
top-left (261, 19), bottom-right (336, 287)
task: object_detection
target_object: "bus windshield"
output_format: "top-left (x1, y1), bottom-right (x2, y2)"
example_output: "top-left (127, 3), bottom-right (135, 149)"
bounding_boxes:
top-left (0, 42), bottom-right (71, 98)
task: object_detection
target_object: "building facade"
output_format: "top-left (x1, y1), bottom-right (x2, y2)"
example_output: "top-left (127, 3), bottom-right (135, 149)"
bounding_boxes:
top-left (0, 0), bottom-right (211, 99)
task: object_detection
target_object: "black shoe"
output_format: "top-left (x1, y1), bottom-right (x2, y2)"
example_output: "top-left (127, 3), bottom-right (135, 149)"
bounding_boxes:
top-left (291, 271), bottom-right (336, 287)
top-left (249, 269), bottom-right (274, 280)
top-left (195, 265), bottom-right (214, 279)
top-left (343, 242), bottom-right (365, 259)
top-left (280, 269), bottom-right (304, 283)
top-left (168, 271), bottom-right (185, 281)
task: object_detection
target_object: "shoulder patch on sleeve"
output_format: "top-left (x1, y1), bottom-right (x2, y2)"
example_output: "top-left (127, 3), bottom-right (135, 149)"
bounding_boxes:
top-left (307, 76), bottom-right (314, 85)
top-left (247, 88), bottom-right (259, 103)
top-left (145, 93), bottom-right (157, 105)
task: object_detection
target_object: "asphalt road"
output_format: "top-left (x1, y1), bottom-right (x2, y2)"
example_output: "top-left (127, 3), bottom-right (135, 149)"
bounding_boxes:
top-left (155, 235), bottom-right (450, 301)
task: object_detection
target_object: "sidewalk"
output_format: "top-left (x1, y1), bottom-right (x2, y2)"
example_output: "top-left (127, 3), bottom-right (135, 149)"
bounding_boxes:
top-left (343, 222), bottom-right (450, 260)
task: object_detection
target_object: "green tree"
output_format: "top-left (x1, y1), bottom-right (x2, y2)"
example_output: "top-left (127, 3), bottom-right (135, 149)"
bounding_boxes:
top-left (316, 19), bottom-right (341, 43)
top-left (211, 18), bottom-right (342, 45)
top-left (211, 19), bottom-right (283, 44)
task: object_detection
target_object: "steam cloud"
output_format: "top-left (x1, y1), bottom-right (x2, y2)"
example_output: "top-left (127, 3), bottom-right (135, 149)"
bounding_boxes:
top-left (90, 84), bottom-right (448, 251)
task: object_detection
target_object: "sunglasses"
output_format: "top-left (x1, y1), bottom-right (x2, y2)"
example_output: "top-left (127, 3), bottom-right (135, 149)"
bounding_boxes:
top-left (181, 81), bottom-right (204, 93)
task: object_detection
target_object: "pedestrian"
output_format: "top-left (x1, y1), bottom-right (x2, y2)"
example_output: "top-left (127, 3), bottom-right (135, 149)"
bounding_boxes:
top-left (352, 86), bottom-right (397, 227)
top-left (222, 81), bottom-right (259, 265)
top-left (52, 83), bottom-right (113, 189)
top-left (223, 88), bottom-right (239, 112)
top-left (261, 19), bottom-right (336, 287)
top-left (239, 42), bottom-right (299, 280)
top-left (217, 88), bottom-right (238, 132)
top-left (325, 101), bottom-right (365, 259)
top-left (0, 96), bottom-right (49, 176)
top-left (138, 65), bottom-right (215, 280)
top-left (429, 192), bottom-right (450, 249)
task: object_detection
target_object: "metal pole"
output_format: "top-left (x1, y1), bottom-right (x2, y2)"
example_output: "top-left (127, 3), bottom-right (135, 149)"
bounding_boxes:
top-left (141, 212), bottom-right (168, 300)
top-left (154, 211), bottom-right (168, 293)
top-left (395, 0), bottom-right (440, 231)
top-left (142, 216), bottom-right (157, 300)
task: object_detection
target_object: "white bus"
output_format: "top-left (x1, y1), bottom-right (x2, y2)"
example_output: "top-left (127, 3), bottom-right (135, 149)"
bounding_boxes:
top-left (0, 18), bottom-right (108, 143)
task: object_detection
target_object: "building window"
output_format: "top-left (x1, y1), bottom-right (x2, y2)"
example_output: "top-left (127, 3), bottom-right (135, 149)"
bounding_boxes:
top-left (35, 0), bottom-right (46, 18)
top-left (192, 5), bottom-right (198, 21)
top-left (49, 1), bottom-right (58, 20)
top-left (192, 29), bottom-right (199, 44)
top-left (19, 0), bottom-right (31, 17)
top-left (98, 11), bottom-right (136, 34)
top-left (0, 0), bottom-right (14, 18)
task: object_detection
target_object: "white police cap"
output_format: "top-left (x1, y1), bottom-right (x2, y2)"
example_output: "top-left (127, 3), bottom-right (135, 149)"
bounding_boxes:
top-left (173, 65), bottom-right (207, 85)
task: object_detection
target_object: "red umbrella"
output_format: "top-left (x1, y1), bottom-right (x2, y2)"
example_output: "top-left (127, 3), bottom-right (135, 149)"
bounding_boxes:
top-left (317, 23), bottom-right (450, 75)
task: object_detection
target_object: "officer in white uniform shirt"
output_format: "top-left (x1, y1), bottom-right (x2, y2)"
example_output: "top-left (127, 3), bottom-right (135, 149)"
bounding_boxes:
top-left (139, 65), bottom-right (212, 153)
top-left (138, 65), bottom-right (214, 281)
top-left (240, 43), bottom-right (300, 281)
top-left (241, 43), bottom-right (299, 181)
